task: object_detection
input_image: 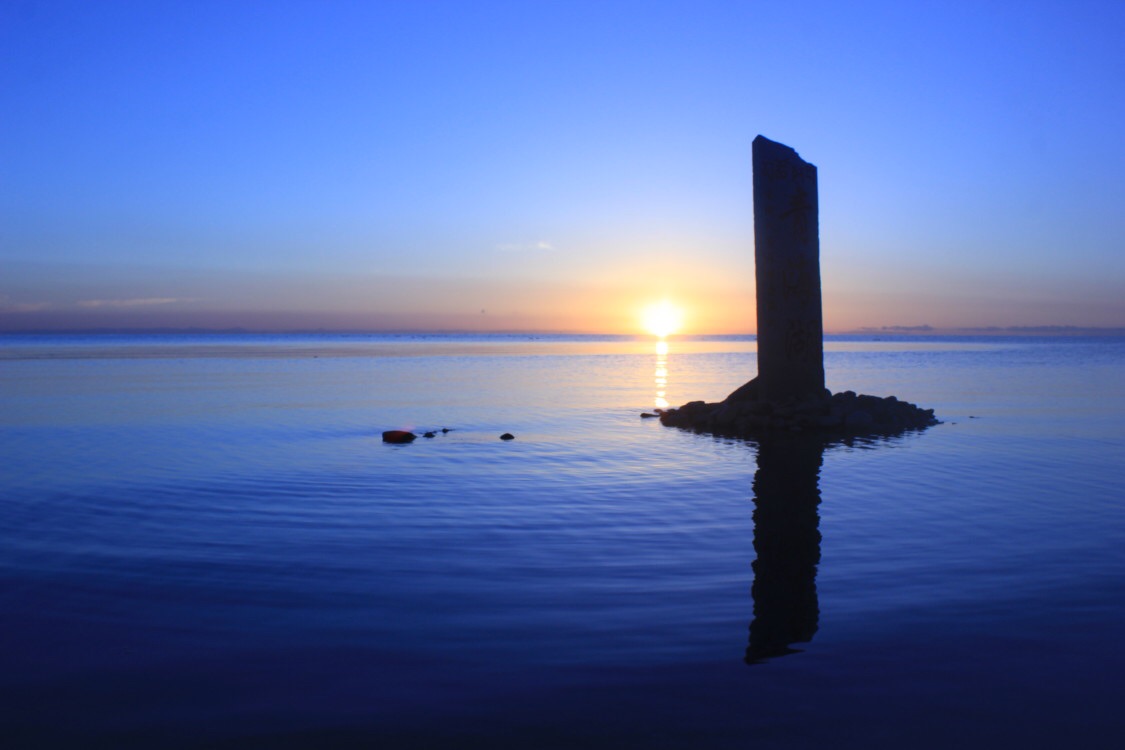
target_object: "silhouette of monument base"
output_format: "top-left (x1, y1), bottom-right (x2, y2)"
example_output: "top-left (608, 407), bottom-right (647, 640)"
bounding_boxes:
top-left (658, 376), bottom-right (938, 441)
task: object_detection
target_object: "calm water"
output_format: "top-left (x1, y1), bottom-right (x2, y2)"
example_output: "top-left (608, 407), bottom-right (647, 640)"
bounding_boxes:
top-left (2, 333), bottom-right (1124, 748)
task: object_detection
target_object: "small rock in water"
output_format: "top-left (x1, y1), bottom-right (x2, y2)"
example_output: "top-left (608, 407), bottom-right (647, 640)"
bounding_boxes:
top-left (500, 433), bottom-right (515, 441)
top-left (423, 431), bottom-right (436, 438)
top-left (442, 427), bottom-right (452, 433)
top-left (640, 412), bottom-right (659, 419)
top-left (382, 430), bottom-right (417, 444)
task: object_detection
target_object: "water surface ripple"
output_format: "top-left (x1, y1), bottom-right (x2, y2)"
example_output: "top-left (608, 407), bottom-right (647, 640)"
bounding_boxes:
top-left (2, 334), bottom-right (1124, 747)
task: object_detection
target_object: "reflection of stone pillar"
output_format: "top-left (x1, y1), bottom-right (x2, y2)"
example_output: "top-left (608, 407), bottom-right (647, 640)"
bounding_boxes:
top-left (753, 135), bottom-right (825, 403)
top-left (746, 435), bottom-right (823, 664)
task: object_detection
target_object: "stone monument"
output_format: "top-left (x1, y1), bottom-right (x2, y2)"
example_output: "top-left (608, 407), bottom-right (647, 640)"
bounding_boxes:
top-left (657, 136), bottom-right (938, 438)
top-left (752, 135), bottom-right (824, 402)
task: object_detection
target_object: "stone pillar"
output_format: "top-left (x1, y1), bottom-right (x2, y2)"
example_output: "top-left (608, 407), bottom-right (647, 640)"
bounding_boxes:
top-left (752, 135), bottom-right (825, 402)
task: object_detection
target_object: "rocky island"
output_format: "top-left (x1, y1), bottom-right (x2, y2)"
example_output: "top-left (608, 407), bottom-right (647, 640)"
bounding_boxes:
top-left (658, 381), bottom-right (937, 438)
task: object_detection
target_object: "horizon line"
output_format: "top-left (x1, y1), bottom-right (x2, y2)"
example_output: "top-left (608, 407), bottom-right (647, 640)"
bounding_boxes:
top-left (3, 325), bottom-right (1125, 337)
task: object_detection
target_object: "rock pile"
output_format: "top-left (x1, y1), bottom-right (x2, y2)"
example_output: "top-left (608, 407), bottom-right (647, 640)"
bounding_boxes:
top-left (658, 377), bottom-right (937, 439)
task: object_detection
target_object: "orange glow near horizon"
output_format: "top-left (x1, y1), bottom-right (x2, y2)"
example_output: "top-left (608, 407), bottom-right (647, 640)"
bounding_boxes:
top-left (641, 300), bottom-right (685, 338)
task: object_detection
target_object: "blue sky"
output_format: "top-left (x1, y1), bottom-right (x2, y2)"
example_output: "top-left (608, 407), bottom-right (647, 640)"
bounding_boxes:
top-left (2, 0), bottom-right (1123, 332)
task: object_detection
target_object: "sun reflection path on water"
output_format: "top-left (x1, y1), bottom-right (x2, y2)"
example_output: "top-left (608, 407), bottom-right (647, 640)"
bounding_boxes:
top-left (654, 338), bottom-right (670, 409)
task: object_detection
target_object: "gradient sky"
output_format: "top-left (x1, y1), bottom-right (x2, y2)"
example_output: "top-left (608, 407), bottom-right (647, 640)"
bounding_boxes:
top-left (3, 0), bottom-right (1124, 333)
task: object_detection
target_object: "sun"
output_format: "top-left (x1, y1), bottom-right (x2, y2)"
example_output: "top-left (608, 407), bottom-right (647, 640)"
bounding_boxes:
top-left (641, 300), bottom-right (684, 338)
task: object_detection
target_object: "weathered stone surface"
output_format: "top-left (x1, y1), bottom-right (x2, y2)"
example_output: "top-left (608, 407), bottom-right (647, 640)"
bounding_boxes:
top-left (382, 429), bottom-right (417, 443)
top-left (753, 135), bottom-right (824, 403)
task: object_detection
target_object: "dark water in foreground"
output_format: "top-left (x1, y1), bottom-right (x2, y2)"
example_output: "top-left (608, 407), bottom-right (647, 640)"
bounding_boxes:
top-left (2, 334), bottom-right (1124, 748)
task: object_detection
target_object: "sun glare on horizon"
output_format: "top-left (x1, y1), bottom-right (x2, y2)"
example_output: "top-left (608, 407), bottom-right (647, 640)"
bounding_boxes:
top-left (641, 300), bottom-right (684, 338)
